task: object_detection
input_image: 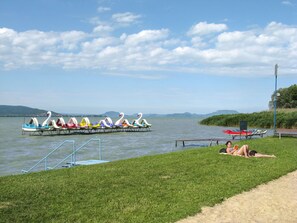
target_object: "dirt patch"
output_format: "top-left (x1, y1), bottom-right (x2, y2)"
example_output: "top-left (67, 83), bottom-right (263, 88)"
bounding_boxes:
top-left (0, 201), bottom-right (14, 209)
top-left (177, 170), bottom-right (297, 223)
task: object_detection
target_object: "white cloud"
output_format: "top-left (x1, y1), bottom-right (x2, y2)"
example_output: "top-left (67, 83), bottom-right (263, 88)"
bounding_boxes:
top-left (93, 25), bottom-right (114, 35)
top-left (187, 21), bottom-right (228, 36)
top-left (211, 22), bottom-right (297, 69)
top-left (191, 36), bottom-right (207, 48)
top-left (102, 71), bottom-right (166, 80)
top-left (60, 31), bottom-right (88, 50)
top-left (112, 12), bottom-right (141, 25)
top-left (282, 1), bottom-right (293, 6)
top-left (88, 17), bottom-right (104, 25)
top-left (81, 37), bottom-right (116, 52)
top-left (0, 28), bottom-right (88, 69)
top-left (124, 29), bottom-right (169, 46)
top-left (97, 6), bottom-right (111, 13)
top-left (0, 21), bottom-right (297, 77)
top-left (0, 27), bottom-right (16, 38)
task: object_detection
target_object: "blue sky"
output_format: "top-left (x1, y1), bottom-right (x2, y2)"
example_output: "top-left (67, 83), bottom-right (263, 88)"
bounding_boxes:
top-left (0, 0), bottom-right (296, 114)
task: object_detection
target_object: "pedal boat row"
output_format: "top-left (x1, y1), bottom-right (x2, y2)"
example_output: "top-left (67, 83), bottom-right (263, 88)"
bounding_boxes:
top-left (22, 111), bottom-right (152, 132)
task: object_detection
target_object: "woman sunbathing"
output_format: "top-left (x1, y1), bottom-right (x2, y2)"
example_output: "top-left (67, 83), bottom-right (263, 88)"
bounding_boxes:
top-left (225, 140), bottom-right (250, 158)
top-left (248, 150), bottom-right (276, 158)
top-left (224, 141), bottom-right (276, 158)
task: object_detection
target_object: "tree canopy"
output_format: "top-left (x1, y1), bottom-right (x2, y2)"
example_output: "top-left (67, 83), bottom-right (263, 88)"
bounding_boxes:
top-left (269, 84), bottom-right (297, 109)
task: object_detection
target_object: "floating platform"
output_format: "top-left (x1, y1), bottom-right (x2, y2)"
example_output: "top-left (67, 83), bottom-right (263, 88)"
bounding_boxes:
top-left (22, 127), bottom-right (151, 136)
top-left (68, 159), bottom-right (109, 166)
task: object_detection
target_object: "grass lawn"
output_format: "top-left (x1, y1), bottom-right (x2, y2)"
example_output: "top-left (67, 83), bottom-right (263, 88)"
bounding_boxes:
top-left (1, 137), bottom-right (297, 222)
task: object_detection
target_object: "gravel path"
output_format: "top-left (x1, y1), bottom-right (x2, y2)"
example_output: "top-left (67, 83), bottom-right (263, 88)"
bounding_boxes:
top-left (177, 170), bottom-right (297, 223)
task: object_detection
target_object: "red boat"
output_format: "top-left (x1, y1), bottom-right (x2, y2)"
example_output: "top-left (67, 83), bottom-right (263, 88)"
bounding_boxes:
top-left (223, 129), bottom-right (253, 135)
top-left (223, 129), bottom-right (255, 139)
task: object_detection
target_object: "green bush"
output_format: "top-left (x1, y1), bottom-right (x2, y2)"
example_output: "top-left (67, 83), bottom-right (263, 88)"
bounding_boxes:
top-left (200, 110), bottom-right (297, 129)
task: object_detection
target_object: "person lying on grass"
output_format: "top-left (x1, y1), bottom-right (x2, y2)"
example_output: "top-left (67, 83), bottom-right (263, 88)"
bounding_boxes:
top-left (223, 140), bottom-right (276, 158)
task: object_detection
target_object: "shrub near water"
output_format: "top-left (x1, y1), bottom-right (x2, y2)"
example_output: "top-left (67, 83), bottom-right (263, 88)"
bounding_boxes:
top-left (200, 110), bottom-right (297, 129)
top-left (1, 137), bottom-right (297, 223)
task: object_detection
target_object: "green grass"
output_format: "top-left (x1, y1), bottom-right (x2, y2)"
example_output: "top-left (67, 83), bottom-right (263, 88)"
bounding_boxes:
top-left (1, 137), bottom-right (297, 223)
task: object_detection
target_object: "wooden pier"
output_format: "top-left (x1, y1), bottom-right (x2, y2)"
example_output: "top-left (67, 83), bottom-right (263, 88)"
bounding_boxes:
top-left (276, 129), bottom-right (297, 139)
top-left (175, 138), bottom-right (232, 147)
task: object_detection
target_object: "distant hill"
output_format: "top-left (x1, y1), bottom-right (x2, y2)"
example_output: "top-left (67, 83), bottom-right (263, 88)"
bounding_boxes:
top-left (203, 110), bottom-right (239, 117)
top-left (0, 105), bottom-right (60, 116)
top-left (101, 111), bottom-right (120, 118)
top-left (83, 110), bottom-right (239, 118)
top-left (0, 105), bottom-right (238, 118)
top-left (145, 110), bottom-right (239, 118)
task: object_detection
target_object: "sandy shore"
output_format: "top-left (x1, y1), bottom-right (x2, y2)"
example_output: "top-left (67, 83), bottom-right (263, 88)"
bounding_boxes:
top-left (177, 170), bottom-right (297, 223)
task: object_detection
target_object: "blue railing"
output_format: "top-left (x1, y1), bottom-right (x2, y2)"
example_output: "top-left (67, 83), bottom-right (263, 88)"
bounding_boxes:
top-left (50, 138), bottom-right (102, 169)
top-left (21, 138), bottom-right (102, 173)
top-left (21, 140), bottom-right (75, 173)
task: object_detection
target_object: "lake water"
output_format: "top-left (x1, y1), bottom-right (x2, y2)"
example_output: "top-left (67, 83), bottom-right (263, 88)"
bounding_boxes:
top-left (0, 117), bottom-right (272, 176)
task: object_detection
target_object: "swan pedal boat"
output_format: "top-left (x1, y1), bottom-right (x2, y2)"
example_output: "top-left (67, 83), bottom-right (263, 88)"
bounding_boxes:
top-left (22, 111), bottom-right (152, 133)
top-left (22, 124), bottom-right (51, 132)
top-left (22, 112), bottom-right (52, 132)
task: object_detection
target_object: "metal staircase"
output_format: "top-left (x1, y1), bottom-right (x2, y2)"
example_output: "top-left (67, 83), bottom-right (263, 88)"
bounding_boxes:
top-left (22, 138), bottom-right (108, 173)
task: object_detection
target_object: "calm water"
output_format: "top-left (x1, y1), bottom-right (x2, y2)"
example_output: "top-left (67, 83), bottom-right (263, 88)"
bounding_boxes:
top-left (0, 117), bottom-right (271, 176)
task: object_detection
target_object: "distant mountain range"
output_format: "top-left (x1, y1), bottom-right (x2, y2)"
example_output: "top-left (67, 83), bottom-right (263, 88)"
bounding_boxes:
top-left (145, 110), bottom-right (238, 119)
top-left (0, 105), bottom-right (60, 117)
top-left (0, 105), bottom-right (238, 118)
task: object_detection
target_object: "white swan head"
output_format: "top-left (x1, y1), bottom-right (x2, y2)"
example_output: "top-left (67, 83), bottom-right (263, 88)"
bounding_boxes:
top-left (42, 111), bottom-right (52, 126)
top-left (114, 112), bottom-right (125, 126)
top-left (134, 112), bottom-right (143, 123)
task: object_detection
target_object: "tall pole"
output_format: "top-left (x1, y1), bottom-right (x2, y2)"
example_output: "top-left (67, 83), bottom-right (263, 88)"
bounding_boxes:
top-left (273, 64), bottom-right (278, 134)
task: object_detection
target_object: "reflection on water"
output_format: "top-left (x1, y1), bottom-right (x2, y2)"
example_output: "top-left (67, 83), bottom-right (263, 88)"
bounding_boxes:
top-left (0, 117), bottom-right (272, 176)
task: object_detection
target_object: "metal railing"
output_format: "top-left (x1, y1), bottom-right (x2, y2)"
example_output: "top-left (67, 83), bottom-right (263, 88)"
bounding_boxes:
top-left (50, 138), bottom-right (102, 169)
top-left (21, 138), bottom-right (102, 173)
top-left (22, 140), bottom-right (75, 173)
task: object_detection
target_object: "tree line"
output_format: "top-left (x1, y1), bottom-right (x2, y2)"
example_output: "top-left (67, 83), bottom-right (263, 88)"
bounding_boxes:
top-left (269, 84), bottom-right (297, 109)
top-left (200, 111), bottom-right (297, 129)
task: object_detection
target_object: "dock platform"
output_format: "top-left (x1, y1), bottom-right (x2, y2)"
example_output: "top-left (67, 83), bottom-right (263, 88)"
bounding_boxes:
top-left (22, 127), bottom-right (151, 136)
top-left (68, 160), bottom-right (109, 166)
top-left (276, 129), bottom-right (297, 139)
top-left (175, 138), bottom-right (232, 147)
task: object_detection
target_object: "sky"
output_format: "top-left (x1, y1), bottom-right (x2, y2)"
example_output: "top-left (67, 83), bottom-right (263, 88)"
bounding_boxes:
top-left (0, 0), bottom-right (296, 115)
